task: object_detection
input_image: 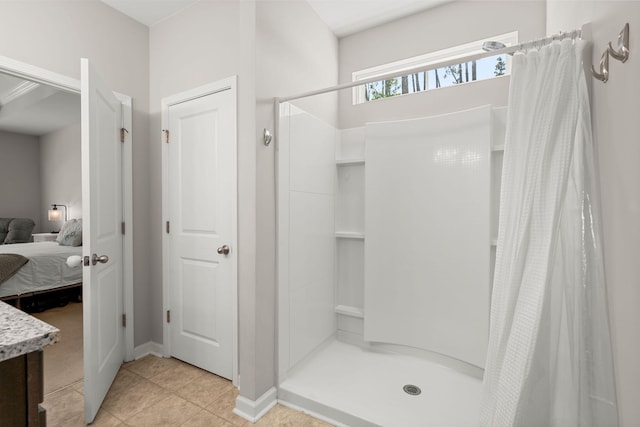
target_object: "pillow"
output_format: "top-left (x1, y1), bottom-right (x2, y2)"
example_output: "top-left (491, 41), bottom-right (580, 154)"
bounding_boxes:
top-left (3, 218), bottom-right (35, 244)
top-left (56, 218), bottom-right (83, 246)
top-left (0, 218), bottom-right (11, 243)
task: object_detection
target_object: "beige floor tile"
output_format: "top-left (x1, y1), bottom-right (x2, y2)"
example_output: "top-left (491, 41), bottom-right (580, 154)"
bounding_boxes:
top-left (102, 376), bottom-right (172, 421)
top-left (39, 355), bottom-right (330, 427)
top-left (207, 388), bottom-right (251, 426)
top-left (180, 409), bottom-right (237, 427)
top-left (42, 387), bottom-right (84, 427)
top-left (124, 355), bottom-right (182, 380)
top-left (175, 374), bottom-right (234, 408)
top-left (71, 379), bottom-right (84, 393)
top-left (108, 368), bottom-right (143, 396)
top-left (148, 360), bottom-right (206, 391)
top-left (123, 394), bottom-right (200, 426)
top-left (256, 404), bottom-right (332, 427)
top-left (92, 408), bottom-right (126, 427)
top-left (51, 409), bottom-right (124, 427)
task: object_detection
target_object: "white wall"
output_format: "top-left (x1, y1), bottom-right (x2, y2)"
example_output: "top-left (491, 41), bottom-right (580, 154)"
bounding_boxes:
top-left (39, 123), bottom-right (82, 231)
top-left (338, 1), bottom-right (546, 129)
top-left (0, 131), bottom-right (41, 228)
top-left (0, 0), bottom-right (151, 345)
top-left (255, 0), bottom-right (338, 398)
top-left (278, 104), bottom-right (336, 377)
top-left (547, 3), bottom-right (640, 425)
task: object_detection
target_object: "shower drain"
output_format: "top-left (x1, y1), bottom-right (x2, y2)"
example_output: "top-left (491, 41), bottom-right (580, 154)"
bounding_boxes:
top-left (403, 384), bottom-right (422, 396)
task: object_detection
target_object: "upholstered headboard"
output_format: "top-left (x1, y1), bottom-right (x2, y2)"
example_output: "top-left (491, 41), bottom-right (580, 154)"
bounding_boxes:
top-left (0, 218), bottom-right (35, 244)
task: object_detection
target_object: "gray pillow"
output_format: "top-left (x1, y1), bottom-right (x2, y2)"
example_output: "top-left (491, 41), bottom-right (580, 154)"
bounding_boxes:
top-left (56, 219), bottom-right (83, 246)
top-left (0, 218), bottom-right (11, 243)
top-left (3, 218), bottom-right (35, 244)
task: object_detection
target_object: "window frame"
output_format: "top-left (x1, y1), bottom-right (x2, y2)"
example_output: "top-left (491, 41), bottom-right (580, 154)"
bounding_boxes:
top-left (352, 31), bottom-right (518, 104)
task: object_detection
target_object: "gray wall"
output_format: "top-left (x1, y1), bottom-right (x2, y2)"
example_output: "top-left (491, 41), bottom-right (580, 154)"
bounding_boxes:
top-left (338, 1), bottom-right (546, 129)
top-left (148, 0), bottom-right (338, 401)
top-left (0, 0), bottom-right (151, 345)
top-left (148, 0), bottom-right (246, 352)
top-left (0, 130), bottom-right (41, 230)
top-left (547, 3), bottom-right (640, 425)
top-left (39, 123), bottom-right (82, 232)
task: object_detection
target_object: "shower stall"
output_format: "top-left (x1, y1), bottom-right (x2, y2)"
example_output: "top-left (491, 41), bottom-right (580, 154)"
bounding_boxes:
top-left (277, 95), bottom-right (508, 426)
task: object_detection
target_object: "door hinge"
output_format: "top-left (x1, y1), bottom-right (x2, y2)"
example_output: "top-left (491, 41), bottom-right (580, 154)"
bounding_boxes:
top-left (121, 222), bottom-right (126, 235)
top-left (166, 221), bottom-right (170, 234)
top-left (122, 314), bottom-right (127, 327)
top-left (162, 129), bottom-right (170, 144)
top-left (120, 128), bottom-right (129, 143)
top-left (166, 310), bottom-right (171, 323)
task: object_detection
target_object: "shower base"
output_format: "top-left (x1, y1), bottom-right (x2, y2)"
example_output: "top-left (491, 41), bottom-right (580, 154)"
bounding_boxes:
top-left (278, 340), bottom-right (482, 427)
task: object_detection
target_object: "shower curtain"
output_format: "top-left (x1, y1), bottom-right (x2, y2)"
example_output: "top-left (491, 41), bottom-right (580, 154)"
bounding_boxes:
top-left (480, 39), bottom-right (619, 426)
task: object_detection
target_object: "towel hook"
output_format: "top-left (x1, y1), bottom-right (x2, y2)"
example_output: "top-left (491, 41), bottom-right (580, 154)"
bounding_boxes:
top-left (608, 22), bottom-right (630, 63)
top-left (592, 49), bottom-right (610, 83)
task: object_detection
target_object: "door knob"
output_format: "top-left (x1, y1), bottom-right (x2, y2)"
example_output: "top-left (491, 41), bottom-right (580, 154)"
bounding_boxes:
top-left (217, 245), bottom-right (230, 255)
top-left (91, 254), bottom-right (109, 265)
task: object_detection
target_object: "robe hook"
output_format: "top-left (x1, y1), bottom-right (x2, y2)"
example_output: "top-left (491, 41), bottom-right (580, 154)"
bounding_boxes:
top-left (592, 49), bottom-right (610, 83)
top-left (608, 22), bottom-right (629, 63)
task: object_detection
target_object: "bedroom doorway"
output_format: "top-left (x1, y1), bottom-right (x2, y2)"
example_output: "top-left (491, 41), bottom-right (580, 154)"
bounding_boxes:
top-left (0, 56), bottom-right (134, 423)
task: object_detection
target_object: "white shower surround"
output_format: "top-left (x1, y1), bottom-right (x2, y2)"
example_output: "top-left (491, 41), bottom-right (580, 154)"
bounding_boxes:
top-left (278, 102), bottom-right (507, 425)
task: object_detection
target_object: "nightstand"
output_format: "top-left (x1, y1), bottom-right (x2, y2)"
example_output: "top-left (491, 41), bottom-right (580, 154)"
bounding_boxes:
top-left (32, 232), bottom-right (58, 243)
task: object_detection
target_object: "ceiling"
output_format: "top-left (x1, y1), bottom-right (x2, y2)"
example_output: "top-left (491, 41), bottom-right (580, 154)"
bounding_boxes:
top-left (0, 74), bottom-right (79, 136)
top-left (307, 0), bottom-right (452, 37)
top-left (100, 0), bottom-right (452, 37)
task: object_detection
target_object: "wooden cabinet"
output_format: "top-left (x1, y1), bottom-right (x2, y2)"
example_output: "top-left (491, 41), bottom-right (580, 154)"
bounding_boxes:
top-left (0, 350), bottom-right (46, 427)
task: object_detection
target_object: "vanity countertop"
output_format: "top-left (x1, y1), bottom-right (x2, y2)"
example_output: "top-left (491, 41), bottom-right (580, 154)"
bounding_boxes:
top-left (0, 301), bottom-right (59, 362)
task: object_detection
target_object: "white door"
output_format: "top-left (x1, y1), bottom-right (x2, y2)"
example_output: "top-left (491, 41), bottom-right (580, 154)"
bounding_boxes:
top-left (81, 58), bottom-right (125, 423)
top-left (163, 80), bottom-right (237, 380)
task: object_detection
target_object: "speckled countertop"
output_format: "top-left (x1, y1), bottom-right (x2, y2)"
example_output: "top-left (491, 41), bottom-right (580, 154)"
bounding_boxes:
top-left (0, 301), bottom-right (59, 362)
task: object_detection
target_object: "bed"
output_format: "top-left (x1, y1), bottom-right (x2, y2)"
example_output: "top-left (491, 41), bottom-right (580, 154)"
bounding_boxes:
top-left (0, 241), bottom-right (83, 300)
top-left (0, 218), bottom-right (84, 310)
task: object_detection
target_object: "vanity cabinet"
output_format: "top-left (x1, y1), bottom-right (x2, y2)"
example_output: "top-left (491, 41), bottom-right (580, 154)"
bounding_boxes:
top-left (0, 350), bottom-right (46, 426)
top-left (0, 301), bottom-right (59, 427)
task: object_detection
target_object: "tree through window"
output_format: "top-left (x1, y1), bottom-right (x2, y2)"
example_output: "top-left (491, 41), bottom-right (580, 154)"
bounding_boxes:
top-left (353, 32), bottom-right (517, 104)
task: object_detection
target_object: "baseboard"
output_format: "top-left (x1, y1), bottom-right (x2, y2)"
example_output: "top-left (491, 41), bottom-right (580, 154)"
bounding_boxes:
top-left (232, 386), bottom-right (277, 423)
top-left (133, 341), bottom-right (164, 359)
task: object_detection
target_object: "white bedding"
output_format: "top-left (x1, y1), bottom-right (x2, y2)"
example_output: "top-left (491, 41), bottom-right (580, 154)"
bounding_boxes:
top-left (0, 242), bottom-right (82, 298)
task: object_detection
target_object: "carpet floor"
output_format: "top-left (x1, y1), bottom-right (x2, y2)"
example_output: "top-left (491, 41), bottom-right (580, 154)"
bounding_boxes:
top-left (33, 301), bottom-right (83, 394)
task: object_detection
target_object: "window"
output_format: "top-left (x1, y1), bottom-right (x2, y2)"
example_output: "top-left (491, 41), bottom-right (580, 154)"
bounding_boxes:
top-left (352, 32), bottom-right (518, 104)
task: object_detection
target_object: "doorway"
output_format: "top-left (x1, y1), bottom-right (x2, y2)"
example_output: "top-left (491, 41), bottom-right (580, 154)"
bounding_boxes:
top-left (162, 77), bottom-right (238, 384)
top-left (0, 56), bottom-right (134, 423)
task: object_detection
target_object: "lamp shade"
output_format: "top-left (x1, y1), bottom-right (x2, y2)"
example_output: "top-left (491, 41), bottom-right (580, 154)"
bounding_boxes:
top-left (48, 204), bottom-right (67, 222)
top-left (48, 209), bottom-right (63, 221)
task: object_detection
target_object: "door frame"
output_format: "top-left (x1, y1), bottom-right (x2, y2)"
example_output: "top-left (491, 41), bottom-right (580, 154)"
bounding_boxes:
top-left (0, 55), bottom-right (135, 361)
top-left (161, 76), bottom-right (238, 385)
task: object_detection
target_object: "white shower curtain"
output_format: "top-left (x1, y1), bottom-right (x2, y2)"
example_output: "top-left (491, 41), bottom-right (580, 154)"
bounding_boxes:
top-left (480, 39), bottom-right (619, 426)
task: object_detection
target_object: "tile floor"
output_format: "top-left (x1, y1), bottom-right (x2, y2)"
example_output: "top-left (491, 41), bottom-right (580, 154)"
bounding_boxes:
top-left (42, 355), bottom-right (331, 427)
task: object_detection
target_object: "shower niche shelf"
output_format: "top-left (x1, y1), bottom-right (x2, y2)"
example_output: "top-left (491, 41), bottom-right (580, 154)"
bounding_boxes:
top-left (336, 158), bottom-right (365, 166)
top-left (336, 231), bottom-right (365, 240)
top-left (335, 305), bottom-right (364, 318)
top-left (491, 145), bottom-right (505, 152)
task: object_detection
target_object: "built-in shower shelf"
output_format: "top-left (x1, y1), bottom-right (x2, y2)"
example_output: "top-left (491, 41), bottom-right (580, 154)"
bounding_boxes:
top-left (335, 232), bottom-right (365, 240)
top-left (491, 238), bottom-right (498, 246)
top-left (491, 145), bottom-right (505, 152)
top-left (336, 159), bottom-right (365, 166)
top-left (335, 305), bottom-right (364, 318)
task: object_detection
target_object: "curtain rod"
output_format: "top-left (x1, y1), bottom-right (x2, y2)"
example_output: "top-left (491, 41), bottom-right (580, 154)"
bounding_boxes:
top-left (278, 28), bottom-right (583, 103)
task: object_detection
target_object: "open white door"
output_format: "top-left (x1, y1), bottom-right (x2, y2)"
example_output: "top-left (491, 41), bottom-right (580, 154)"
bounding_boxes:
top-left (81, 58), bottom-right (125, 423)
